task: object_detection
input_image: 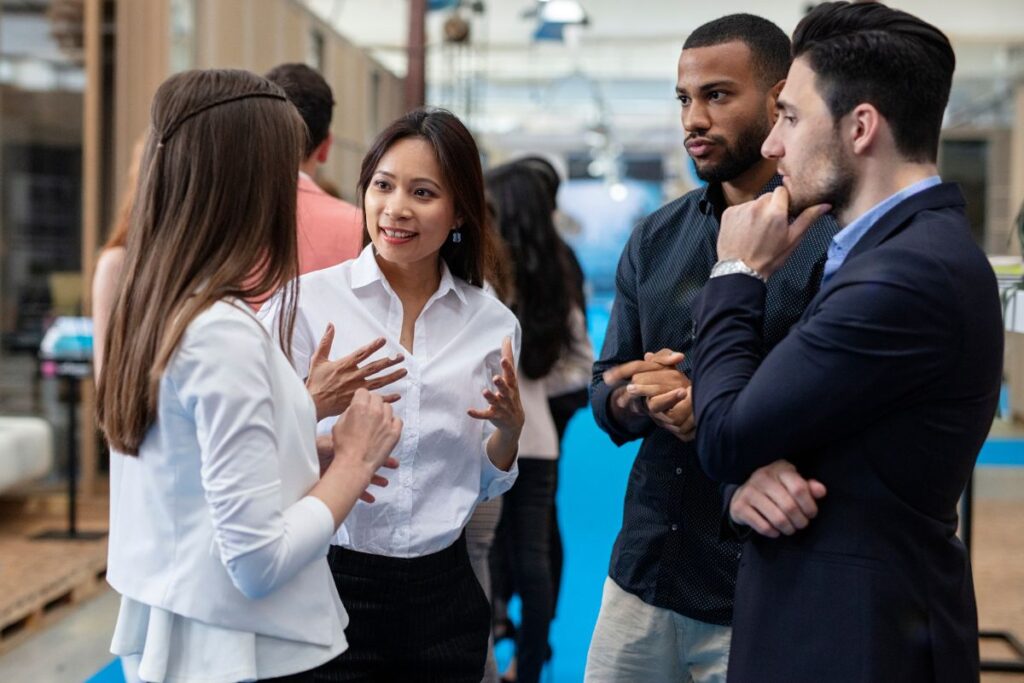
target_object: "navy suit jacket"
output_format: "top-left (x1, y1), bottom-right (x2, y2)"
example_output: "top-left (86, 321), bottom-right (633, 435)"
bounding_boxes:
top-left (691, 183), bottom-right (1002, 683)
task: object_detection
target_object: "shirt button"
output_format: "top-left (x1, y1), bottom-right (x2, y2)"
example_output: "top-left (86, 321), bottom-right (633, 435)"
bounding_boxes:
top-left (671, 523), bottom-right (679, 531)
top-left (675, 467), bottom-right (682, 475)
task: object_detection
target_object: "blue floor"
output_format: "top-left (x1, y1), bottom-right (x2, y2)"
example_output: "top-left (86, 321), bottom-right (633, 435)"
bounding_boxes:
top-left (83, 300), bottom-right (1024, 682)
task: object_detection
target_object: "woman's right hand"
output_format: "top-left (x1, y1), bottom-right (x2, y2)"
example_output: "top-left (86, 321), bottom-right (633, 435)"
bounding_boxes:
top-left (306, 325), bottom-right (408, 421)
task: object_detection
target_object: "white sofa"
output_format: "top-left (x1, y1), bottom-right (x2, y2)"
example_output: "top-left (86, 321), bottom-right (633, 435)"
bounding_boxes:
top-left (0, 416), bottom-right (54, 492)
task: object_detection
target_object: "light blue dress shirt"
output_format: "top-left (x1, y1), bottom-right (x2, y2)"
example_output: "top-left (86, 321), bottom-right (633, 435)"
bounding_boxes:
top-left (822, 176), bottom-right (942, 284)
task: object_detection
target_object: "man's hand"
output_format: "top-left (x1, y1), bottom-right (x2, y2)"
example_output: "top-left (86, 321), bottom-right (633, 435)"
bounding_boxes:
top-left (730, 460), bottom-right (827, 538)
top-left (717, 186), bottom-right (831, 279)
top-left (623, 349), bottom-right (693, 441)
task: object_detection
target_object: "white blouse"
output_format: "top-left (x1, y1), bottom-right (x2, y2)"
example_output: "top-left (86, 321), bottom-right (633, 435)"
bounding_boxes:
top-left (517, 306), bottom-right (594, 460)
top-left (261, 246), bottom-right (521, 558)
top-left (106, 300), bottom-right (347, 682)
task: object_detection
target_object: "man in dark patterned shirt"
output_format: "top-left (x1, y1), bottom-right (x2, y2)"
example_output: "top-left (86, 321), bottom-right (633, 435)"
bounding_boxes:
top-left (583, 14), bottom-right (840, 683)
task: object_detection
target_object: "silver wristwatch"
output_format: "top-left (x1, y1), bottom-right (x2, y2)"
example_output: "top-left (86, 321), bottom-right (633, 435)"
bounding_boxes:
top-left (709, 259), bottom-right (767, 283)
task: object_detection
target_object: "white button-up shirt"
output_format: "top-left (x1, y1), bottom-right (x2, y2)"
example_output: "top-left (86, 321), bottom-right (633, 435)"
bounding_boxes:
top-left (261, 246), bottom-right (520, 558)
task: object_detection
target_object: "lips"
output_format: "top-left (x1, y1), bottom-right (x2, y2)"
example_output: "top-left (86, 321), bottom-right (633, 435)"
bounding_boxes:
top-left (379, 226), bottom-right (417, 244)
top-left (685, 138), bottom-right (715, 158)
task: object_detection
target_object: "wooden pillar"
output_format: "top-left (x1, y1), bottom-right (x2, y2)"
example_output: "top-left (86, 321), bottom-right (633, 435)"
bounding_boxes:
top-left (405, 0), bottom-right (426, 111)
top-left (80, 0), bottom-right (104, 496)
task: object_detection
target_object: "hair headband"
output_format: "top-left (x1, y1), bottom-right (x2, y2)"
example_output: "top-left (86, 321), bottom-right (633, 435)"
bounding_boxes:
top-left (158, 92), bottom-right (288, 145)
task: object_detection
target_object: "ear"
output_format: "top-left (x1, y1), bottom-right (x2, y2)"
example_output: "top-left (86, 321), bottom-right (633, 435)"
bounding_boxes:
top-left (848, 103), bottom-right (881, 156)
top-left (314, 133), bottom-right (332, 164)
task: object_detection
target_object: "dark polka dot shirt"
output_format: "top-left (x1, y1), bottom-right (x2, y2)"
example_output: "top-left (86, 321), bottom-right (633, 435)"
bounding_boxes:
top-left (590, 176), bottom-right (839, 626)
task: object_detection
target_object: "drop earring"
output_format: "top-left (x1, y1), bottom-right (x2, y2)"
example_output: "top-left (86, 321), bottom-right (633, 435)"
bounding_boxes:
top-left (451, 229), bottom-right (462, 244)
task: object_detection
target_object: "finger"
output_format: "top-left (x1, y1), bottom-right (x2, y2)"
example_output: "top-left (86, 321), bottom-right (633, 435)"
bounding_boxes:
top-left (650, 349), bottom-right (686, 366)
top-left (646, 388), bottom-right (687, 414)
top-left (349, 387), bottom-right (370, 407)
top-left (380, 456), bottom-right (400, 469)
top-left (778, 470), bottom-right (821, 519)
top-left (500, 356), bottom-right (519, 390)
top-left (733, 494), bottom-right (780, 538)
top-left (603, 360), bottom-right (662, 385)
top-left (369, 474), bottom-right (389, 488)
top-left (310, 324), bottom-right (335, 371)
top-left (359, 491), bottom-right (376, 503)
top-left (501, 337), bottom-right (515, 370)
top-left (627, 382), bottom-right (673, 399)
top-left (347, 337), bottom-right (388, 366)
top-left (482, 389), bottom-right (504, 406)
top-left (381, 393), bottom-right (401, 403)
top-left (467, 407), bottom-right (495, 420)
top-left (748, 488), bottom-right (797, 535)
top-left (759, 482), bottom-right (809, 531)
top-left (365, 368), bottom-right (408, 390)
top-left (808, 479), bottom-right (828, 499)
top-left (358, 355), bottom-right (406, 378)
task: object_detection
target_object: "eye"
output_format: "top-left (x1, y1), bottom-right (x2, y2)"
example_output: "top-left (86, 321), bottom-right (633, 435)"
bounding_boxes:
top-left (413, 187), bottom-right (436, 198)
top-left (708, 91), bottom-right (726, 102)
top-left (372, 178), bottom-right (391, 190)
top-left (676, 94), bottom-right (690, 106)
top-left (783, 115), bottom-right (796, 124)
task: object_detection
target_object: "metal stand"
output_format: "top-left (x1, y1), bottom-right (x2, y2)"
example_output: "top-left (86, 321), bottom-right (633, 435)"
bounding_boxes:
top-left (33, 362), bottom-right (105, 542)
top-left (961, 471), bottom-right (1024, 672)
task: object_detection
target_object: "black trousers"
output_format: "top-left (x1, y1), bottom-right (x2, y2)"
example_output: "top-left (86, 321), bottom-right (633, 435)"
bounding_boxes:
top-left (311, 535), bottom-right (490, 683)
top-left (491, 458), bottom-right (558, 683)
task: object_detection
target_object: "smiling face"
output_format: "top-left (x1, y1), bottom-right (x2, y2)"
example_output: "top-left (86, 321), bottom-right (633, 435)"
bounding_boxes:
top-left (363, 136), bottom-right (458, 272)
top-left (675, 40), bottom-right (776, 184)
top-left (762, 57), bottom-right (856, 218)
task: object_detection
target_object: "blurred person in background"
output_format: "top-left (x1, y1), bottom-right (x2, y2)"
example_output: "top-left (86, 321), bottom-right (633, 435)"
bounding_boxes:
top-left (485, 161), bottom-right (593, 683)
top-left (265, 63), bottom-right (362, 276)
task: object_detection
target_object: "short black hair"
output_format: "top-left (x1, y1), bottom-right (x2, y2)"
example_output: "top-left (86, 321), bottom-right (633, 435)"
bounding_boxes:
top-left (264, 63), bottom-right (334, 158)
top-left (683, 14), bottom-right (791, 86)
top-left (793, 1), bottom-right (954, 163)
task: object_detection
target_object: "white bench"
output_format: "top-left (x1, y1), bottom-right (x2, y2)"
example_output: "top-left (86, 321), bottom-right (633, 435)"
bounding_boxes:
top-left (0, 417), bottom-right (54, 492)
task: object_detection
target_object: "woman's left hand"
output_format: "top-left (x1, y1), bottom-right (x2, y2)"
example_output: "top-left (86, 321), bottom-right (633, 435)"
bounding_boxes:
top-left (467, 337), bottom-right (524, 437)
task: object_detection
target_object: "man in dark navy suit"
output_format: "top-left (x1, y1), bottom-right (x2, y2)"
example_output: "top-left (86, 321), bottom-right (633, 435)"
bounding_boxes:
top-left (690, 3), bottom-right (1002, 682)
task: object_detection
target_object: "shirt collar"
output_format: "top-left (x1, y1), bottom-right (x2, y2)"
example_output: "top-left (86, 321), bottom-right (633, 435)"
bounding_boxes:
top-left (830, 175), bottom-right (942, 258)
top-left (697, 174), bottom-right (784, 217)
top-left (349, 244), bottom-right (468, 306)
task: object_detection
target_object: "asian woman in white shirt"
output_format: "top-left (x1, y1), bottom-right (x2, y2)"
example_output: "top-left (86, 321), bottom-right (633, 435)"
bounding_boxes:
top-left (261, 108), bottom-right (525, 682)
top-left (97, 69), bottom-right (403, 683)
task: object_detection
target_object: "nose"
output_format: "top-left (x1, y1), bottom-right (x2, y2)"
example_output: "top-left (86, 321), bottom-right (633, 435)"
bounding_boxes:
top-left (761, 119), bottom-right (784, 160)
top-left (384, 193), bottom-right (411, 220)
top-left (682, 99), bottom-right (710, 135)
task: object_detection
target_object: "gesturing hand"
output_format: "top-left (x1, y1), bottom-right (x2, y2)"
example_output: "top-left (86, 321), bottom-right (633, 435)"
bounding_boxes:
top-left (729, 460), bottom-right (827, 538)
top-left (327, 388), bottom-right (403, 502)
top-left (467, 337), bottom-right (524, 438)
top-left (618, 349), bottom-right (694, 441)
top-left (717, 186), bottom-right (831, 279)
top-left (306, 324), bottom-right (408, 421)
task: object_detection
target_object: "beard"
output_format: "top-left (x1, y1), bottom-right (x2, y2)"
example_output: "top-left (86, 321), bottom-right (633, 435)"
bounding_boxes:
top-left (787, 134), bottom-right (856, 219)
top-left (692, 114), bottom-right (773, 184)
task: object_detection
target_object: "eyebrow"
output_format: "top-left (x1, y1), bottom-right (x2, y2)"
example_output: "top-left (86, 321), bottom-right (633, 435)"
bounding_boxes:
top-left (675, 79), bottom-right (739, 95)
top-left (775, 98), bottom-right (797, 114)
top-left (375, 170), bottom-right (442, 189)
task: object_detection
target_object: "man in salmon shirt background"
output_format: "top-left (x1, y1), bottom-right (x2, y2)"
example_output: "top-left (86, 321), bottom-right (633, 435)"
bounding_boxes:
top-left (266, 63), bottom-right (363, 274)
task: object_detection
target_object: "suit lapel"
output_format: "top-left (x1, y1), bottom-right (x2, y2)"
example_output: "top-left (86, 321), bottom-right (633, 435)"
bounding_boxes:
top-left (796, 183), bottom-right (966, 324)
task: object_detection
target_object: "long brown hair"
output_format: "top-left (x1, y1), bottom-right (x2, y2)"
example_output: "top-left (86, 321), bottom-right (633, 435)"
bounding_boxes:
top-left (98, 69), bottom-right (305, 454)
top-left (357, 108), bottom-right (501, 287)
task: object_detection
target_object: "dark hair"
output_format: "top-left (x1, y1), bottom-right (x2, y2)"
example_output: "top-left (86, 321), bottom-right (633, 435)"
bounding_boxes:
top-left (357, 107), bottom-right (500, 288)
top-left (265, 63), bottom-right (334, 158)
top-left (486, 162), bottom-right (574, 379)
top-left (683, 14), bottom-right (791, 86)
top-left (793, 1), bottom-right (954, 163)
top-left (515, 156), bottom-right (560, 204)
top-left (99, 69), bottom-right (304, 454)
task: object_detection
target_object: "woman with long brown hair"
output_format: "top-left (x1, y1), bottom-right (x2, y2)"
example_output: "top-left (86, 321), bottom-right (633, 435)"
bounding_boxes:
top-left (261, 108), bottom-right (524, 682)
top-left (99, 69), bottom-right (402, 683)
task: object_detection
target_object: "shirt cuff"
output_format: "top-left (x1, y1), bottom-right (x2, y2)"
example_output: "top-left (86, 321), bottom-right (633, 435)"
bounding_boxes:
top-left (480, 452), bottom-right (519, 501)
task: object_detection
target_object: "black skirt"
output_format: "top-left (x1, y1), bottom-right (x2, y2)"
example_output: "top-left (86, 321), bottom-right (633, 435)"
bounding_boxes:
top-left (311, 534), bottom-right (490, 683)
